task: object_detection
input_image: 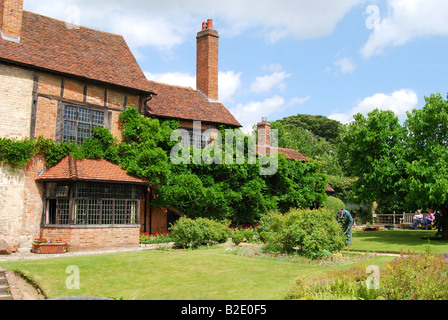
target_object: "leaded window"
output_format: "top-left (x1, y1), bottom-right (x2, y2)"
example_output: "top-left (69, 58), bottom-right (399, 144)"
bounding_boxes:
top-left (62, 105), bottom-right (105, 144)
top-left (43, 182), bottom-right (141, 226)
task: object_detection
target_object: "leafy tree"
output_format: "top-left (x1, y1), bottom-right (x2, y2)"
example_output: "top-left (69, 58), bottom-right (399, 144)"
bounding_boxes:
top-left (338, 109), bottom-right (407, 207)
top-left (405, 93), bottom-right (448, 239)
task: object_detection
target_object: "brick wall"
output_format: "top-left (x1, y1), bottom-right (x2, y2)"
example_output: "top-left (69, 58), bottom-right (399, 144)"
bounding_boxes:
top-left (41, 226), bottom-right (141, 252)
top-left (196, 27), bottom-right (219, 101)
top-left (0, 63), bottom-right (33, 139)
top-left (0, 0), bottom-right (23, 40)
top-left (34, 69), bottom-right (143, 140)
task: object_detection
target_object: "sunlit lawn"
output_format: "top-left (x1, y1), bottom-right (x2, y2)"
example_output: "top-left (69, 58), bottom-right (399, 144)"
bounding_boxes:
top-left (1, 229), bottom-right (446, 300)
top-left (0, 247), bottom-right (393, 300)
top-left (350, 229), bottom-right (448, 254)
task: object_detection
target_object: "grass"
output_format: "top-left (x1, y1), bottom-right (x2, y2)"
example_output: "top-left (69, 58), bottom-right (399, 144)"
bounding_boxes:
top-left (350, 229), bottom-right (448, 254)
top-left (0, 247), bottom-right (393, 300)
top-left (1, 229), bottom-right (447, 300)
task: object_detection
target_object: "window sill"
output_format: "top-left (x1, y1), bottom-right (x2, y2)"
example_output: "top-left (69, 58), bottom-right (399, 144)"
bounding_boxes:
top-left (41, 224), bottom-right (140, 229)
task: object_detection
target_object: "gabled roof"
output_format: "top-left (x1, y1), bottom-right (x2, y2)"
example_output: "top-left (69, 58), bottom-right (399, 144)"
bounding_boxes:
top-left (36, 156), bottom-right (147, 185)
top-left (146, 80), bottom-right (241, 128)
top-left (0, 11), bottom-right (152, 94)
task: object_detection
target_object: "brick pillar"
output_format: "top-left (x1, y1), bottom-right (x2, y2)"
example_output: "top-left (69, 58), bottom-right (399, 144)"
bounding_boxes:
top-left (196, 19), bottom-right (219, 101)
top-left (257, 118), bottom-right (271, 147)
top-left (0, 0), bottom-right (23, 41)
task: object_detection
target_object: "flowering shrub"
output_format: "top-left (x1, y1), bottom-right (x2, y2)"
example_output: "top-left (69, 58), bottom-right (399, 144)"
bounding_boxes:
top-left (287, 252), bottom-right (448, 300)
top-left (230, 225), bottom-right (260, 245)
top-left (33, 239), bottom-right (64, 244)
top-left (140, 232), bottom-right (173, 245)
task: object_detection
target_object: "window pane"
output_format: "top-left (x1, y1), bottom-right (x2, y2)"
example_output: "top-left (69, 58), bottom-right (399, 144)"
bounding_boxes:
top-left (92, 110), bottom-right (104, 125)
top-left (88, 200), bottom-right (101, 225)
top-left (76, 183), bottom-right (88, 198)
top-left (77, 123), bottom-right (91, 144)
top-left (57, 199), bottom-right (70, 225)
top-left (102, 200), bottom-right (113, 224)
top-left (127, 201), bottom-right (138, 224)
top-left (78, 108), bottom-right (91, 123)
top-left (63, 120), bottom-right (77, 143)
top-left (64, 105), bottom-right (77, 121)
top-left (74, 199), bottom-right (87, 225)
top-left (114, 200), bottom-right (126, 225)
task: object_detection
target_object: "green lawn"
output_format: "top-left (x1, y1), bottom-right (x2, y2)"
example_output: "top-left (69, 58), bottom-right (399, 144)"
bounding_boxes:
top-left (0, 247), bottom-right (392, 300)
top-left (2, 229), bottom-right (447, 300)
top-left (350, 229), bottom-right (448, 254)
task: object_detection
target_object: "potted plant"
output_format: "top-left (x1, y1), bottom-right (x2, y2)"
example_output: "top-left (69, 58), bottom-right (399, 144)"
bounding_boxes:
top-left (363, 222), bottom-right (380, 232)
top-left (32, 239), bottom-right (69, 254)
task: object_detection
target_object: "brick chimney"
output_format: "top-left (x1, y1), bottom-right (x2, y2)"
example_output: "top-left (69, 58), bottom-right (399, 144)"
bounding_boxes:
top-left (0, 0), bottom-right (23, 41)
top-left (257, 117), bottom-right (271, 147)
top-left (196, 19), bottom-right (219, 101)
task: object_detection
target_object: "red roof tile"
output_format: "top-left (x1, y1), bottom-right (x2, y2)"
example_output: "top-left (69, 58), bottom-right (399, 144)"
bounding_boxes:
top-left (257, 146), bottom-right (309, 162)
top-left (36, 156), bottom-right (147, 185)
top-left (0, 11), bottom-right (152, 93)
top-left (146, 80), bottom-right (241, 127)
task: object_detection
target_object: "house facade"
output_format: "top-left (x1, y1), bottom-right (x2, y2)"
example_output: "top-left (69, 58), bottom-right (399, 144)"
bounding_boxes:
top-left (0, 0), bottom-right (240, 252)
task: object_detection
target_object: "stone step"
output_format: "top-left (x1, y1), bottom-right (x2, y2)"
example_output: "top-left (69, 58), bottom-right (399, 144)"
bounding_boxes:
top-left (0, 285), bottom-right (9, 291)
top-left (0, 294), bottom-right (13, 301)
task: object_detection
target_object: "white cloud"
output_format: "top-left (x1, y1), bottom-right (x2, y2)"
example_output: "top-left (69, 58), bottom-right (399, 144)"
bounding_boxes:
top-left (330, 89), bottom-right (418, 123)
top-left (230, 95), bottom-right (309, 133)
top-left (144, 70), bottom-right (242, 104)
top-left (361, 0), bottom-right (448, 58)
top-left (24, 0), bottom-right (361, 52)
top-left (145, 72), bottom-right (196, 88)
top-left (335, 57), bottom-right (357, 74)
top-left (250, 71), bottom-right (292, 94)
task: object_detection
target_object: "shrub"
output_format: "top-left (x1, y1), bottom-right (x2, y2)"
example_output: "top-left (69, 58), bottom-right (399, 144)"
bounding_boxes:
top-left (231, 233), bottom-right (245, 246)
top-left (323, 196), bottom-right (345, 213)
top-left (287, 252), bottom-right (448, 300)
top-left (170, 217), bottom-right (231, 248)
top-left (258, 208), bottom-right (346, 259)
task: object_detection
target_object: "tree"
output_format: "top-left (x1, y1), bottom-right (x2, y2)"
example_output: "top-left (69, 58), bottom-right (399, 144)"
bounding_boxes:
top-left (338, 109), bottom-right (408, 209)
top-left (405, 93), bottom-right (448, 239)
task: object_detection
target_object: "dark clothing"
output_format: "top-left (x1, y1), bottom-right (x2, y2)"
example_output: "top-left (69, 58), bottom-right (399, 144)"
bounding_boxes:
top-left (336, 210), bottom-right (354, 246)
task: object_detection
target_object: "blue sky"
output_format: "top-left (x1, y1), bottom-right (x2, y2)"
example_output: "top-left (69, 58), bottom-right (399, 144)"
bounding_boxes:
top-left (24, 0), bottom-right (448, 132)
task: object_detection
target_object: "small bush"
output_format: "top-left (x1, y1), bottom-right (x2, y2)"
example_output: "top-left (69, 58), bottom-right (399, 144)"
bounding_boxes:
top-left (170, 217), bottom-right (231, 248)
top-left (140, 232), bottom-right (173, 245)
top-left (323, 196), bottom-right (345, 213)
top-left (258, 208), bottom-right (345, 259)
top-left (231, 233), bottom-right (245, 246)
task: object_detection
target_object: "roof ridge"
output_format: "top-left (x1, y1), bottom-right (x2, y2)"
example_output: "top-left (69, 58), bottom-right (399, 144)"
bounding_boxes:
top-left (23, 10), bottom-right (124, 38)
top-left (68, 155), bottom-right (78, 180)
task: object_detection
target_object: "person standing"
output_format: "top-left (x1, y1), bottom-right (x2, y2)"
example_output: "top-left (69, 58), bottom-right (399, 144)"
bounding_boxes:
top-left (337, 209), bottom-right (354, 246)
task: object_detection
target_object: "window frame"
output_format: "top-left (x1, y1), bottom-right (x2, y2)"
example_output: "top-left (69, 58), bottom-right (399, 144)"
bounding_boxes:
top-left (42, 182), bottom-right (142, 227)
top-left (56, 102), bottom-right (113, 144)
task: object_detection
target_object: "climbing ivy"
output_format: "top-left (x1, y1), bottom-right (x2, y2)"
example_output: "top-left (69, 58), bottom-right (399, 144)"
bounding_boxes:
top-left (0, 106), bottom-right (327, 225)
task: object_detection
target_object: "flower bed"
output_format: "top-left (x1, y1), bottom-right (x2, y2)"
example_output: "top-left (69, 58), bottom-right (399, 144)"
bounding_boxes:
top-left (140, 232), bottom-right (174, 245)
top-left (32, 239), bottom-right (69, 254)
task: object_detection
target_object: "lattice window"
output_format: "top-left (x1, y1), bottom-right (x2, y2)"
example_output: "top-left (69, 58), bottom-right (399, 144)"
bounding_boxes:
top-left (62, 105), bottom-right (105, 144)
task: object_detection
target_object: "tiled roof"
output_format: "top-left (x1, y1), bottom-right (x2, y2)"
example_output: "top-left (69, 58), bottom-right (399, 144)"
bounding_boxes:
top-left (146, 80), bottom-right (241, 127)
top-left (257, 146), bottom-right (309, 162)
top-left (36, 156), bottom-right (147, 185)
top-left (0, 11), bottom-right (152, 93)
